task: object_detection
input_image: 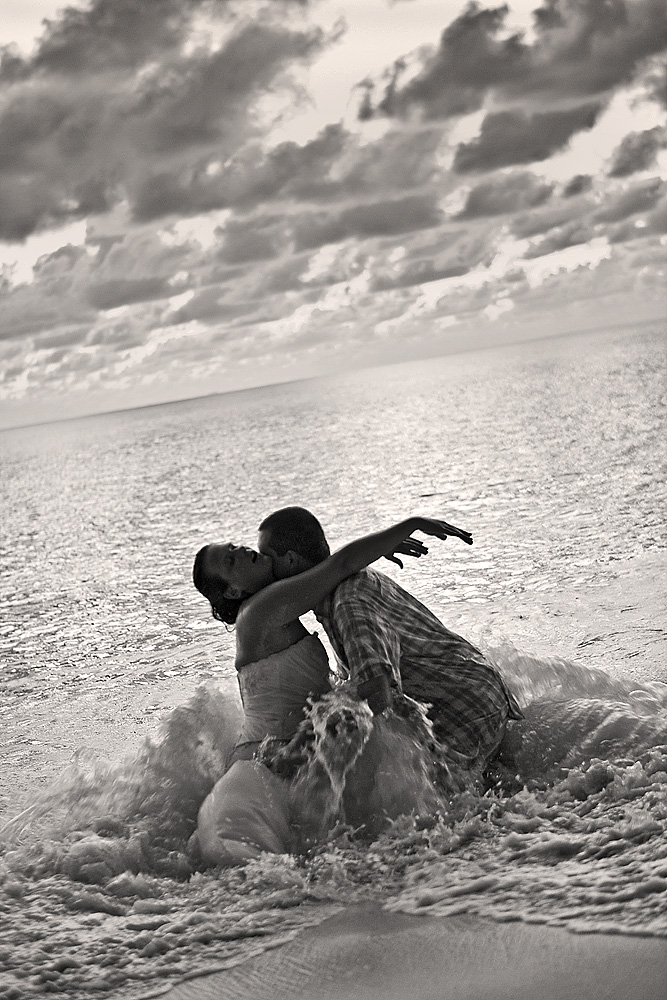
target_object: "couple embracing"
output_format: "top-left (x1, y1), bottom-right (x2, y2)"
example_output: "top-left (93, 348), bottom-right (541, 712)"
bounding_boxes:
top-left (192, 507), bottom-right (523, 864)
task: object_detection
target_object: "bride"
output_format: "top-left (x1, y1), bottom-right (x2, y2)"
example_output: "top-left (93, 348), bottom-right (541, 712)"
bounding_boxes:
top-left (192, 515), bottom-right (468, 864)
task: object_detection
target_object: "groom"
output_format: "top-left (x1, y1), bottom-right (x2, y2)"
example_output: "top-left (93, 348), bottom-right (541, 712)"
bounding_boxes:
top-left (257, 506), bottom-right (523, 768)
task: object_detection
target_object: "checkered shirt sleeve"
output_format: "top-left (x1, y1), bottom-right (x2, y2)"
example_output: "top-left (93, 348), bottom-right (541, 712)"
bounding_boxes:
top-left (316, 574), bottom-right (402, 692)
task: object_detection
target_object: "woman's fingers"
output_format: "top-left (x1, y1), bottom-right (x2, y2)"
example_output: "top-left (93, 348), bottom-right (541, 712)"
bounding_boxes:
top-left (438, 520), bottom-right (473, 543)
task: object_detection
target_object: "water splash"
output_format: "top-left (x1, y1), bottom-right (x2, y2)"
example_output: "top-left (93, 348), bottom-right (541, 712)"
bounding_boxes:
top-left (1, 648), bottom-right (666, 998)
top-left (287, 688), bottom-right (375, 845)
top-left (1, 681), bottom-right (243, 880)
top-left (483, 642), bottom-right (667, 783)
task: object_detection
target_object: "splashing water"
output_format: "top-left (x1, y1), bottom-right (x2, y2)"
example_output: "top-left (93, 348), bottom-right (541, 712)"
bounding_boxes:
top-left (484, 643), bottom-right (667, 781)
top-left (268, 686), bottom-right (451, 847)
top-left (285, 688), bottom-right (376, 845)
top-left (1, 648), bottom-right (666, 999)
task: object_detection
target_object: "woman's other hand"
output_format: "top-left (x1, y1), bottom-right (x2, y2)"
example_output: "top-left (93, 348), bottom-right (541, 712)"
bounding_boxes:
top-left (383, 537), bottom-right (429, 569)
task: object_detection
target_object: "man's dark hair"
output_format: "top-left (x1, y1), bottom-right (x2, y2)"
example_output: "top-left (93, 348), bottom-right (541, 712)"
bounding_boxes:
top-left (258, 506), bottom-right (330, 565)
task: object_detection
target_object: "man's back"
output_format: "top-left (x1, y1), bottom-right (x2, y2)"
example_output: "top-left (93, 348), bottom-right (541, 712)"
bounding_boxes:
top-left (315, 568), bottom-right (522, 759)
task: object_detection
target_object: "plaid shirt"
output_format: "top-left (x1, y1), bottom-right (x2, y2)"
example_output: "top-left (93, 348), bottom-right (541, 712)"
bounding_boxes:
top-left (315, 568), bottom-right (523, 760)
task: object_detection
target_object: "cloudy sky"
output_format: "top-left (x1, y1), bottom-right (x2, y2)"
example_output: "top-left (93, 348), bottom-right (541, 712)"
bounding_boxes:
top-left (0, 0), bottom-right (665, 428)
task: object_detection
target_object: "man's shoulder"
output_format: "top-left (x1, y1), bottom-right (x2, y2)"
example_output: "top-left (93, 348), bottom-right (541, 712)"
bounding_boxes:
top-left (333, 567), bottom-right (381, 597)
top-left (349, 569), bottom-right (443, 620)
top-left (331, 568), bottom-right (412, 609)
top-left (313, 573), bottom-right (375, 618)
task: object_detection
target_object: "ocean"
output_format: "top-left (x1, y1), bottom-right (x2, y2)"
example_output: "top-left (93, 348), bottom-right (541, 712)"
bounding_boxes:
top-left (1, 321), bottom-right (666, 998)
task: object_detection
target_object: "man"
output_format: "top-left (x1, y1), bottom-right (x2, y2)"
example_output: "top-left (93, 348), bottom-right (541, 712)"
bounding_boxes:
top-left (258, 506), bottom-right (523, 768)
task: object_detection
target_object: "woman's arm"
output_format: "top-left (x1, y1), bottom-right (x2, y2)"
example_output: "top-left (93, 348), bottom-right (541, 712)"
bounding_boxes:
top-left (239, 517), bottom-right (470, 636)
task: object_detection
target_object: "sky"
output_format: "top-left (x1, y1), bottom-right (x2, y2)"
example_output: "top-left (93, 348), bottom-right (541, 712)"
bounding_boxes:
top-left (0, 0), bottom-right (665, 428)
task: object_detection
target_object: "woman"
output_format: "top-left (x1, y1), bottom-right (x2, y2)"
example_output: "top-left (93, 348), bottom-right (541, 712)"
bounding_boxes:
top-left (191, 516), bottom-right (462, 865)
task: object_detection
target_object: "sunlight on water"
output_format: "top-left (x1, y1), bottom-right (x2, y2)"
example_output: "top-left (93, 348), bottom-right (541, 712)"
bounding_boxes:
top-left (1, 647), bottom-right (666, 999)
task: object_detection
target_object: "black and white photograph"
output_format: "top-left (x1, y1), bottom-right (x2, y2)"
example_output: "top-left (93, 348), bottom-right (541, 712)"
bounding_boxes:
top-left (1, 1), bottom-right (666, 998)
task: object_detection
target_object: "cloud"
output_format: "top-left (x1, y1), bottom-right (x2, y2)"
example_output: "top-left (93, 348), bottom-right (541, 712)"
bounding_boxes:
top-left (86, 277), bottom-right (173, 310)
top-left (128, 21), bottom-right (327, 158)
top-left (645, 195), bottom-right (667, 233)
top-left (453, 102), bottom-right (602, 173)
top-left (167, 284), bottom-right (271, 325)
top-left (0, 225), bottom-right (199, 344)
top-left (0, 8), bottom-right (330, 239)
top-left (522, 219), bottom-right (594, 258)
top-left (132, 119), bottom-right (347, 224)
top-left (646, 57), bottom-right (667, 107)
top-left (134, 125), bottom-right (347, 221)
top-left (293, 193), bottom-right (443, 250)
top-left (511, 200), bottom-right (592, 238)
top-left (0, 278), bottom-right (93, 341)
top-left (607, 219), bottom-right (647, 243)
top-left (1, 0), bottom-right (197, 79)
top-left (131, 124), bottom-right (450, 223)
top-left (33, 325), bottom-right (90, 350)
top-left (360, 3), bottom-right (528, 121)
top-left (562, 174), bottom-right (593, 196)
top-left (608, 126), bottom-right (666, 176)
top-left (86, 321), bottom-right (145, 349)
top-left (594, 176), bottom-right (665, 222)
top-left (505, 0), bottom-right (667, 104)
top-left (362, 0), bottom-right (667, 121)
top-left (258, 255), bottom-right (310, 294)
top-left (294, 126), bottom-right (444, 202)
top-left (371, 260), bottom-right (470, 292)
top-left (1, 0), bottom-right (666, 420)
top-left (455, 172), bottom-right (553, 219)
top-left (605, 196), bottom-right (667, 241)
top-left (217, 219), bottom-right (284, 264)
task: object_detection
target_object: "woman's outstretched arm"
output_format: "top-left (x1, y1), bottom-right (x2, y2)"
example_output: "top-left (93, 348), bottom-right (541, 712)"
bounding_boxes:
top-left (239, 516), bottom-right (471, 636)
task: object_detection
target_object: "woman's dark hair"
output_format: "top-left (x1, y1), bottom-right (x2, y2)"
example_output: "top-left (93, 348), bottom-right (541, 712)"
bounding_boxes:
top-left (192, 544), bottom-right (243, 626)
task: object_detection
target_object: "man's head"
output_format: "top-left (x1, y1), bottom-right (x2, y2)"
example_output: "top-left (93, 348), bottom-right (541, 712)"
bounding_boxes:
top-left (258, 506), bottom-right (330, 579)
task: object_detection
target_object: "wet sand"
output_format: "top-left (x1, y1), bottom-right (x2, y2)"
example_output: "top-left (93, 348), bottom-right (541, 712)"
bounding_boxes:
top-left (159, 552), bottom-right (667, 1000)
top-left (159, 905), bottom-right (666, 1000)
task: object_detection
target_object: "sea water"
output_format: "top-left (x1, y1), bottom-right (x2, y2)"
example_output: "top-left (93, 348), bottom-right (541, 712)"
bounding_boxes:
top-left (0, 322), bottom-right (666, 998)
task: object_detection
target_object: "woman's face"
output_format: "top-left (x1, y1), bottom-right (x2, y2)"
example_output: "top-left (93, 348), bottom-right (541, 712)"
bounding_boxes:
top-left (205, 542), bottom-right (274, 598)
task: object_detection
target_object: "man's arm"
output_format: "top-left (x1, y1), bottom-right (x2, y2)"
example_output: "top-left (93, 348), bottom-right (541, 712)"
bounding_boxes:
top-left (357, 673), bottom-right (392, 715)
top-left (329, 578), bottom-right (400, 716)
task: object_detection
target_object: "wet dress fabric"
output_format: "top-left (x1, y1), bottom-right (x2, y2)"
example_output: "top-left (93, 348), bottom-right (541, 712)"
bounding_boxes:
top-left (232, 632), bottom-right (331, 759)
top-left (196, 634), bottom-right (331, 862)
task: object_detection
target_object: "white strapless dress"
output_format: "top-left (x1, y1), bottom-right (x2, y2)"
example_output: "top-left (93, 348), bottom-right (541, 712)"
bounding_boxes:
top-left (196, 634), bottom-right (330, 865)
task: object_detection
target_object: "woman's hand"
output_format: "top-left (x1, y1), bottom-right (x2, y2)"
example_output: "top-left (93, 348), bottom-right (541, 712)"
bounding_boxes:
top-left (384, 517), bottom-right (473, 568)
top-left (384, 537), bottom-right (429, 569)
top-left (415, 517), bottom-right (473, 545)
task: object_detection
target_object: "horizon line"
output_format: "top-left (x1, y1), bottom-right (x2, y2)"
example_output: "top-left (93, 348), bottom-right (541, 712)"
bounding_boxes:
top-left (1, 314), bottom-right (664, 433)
